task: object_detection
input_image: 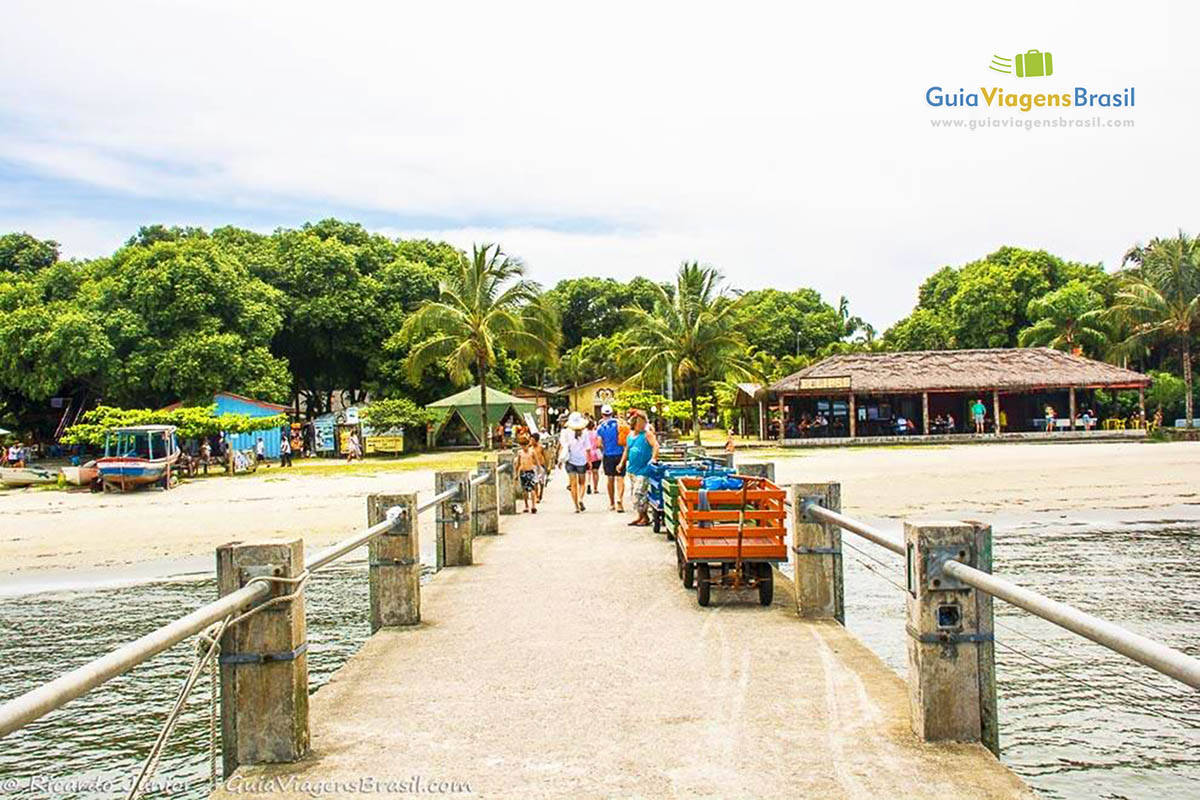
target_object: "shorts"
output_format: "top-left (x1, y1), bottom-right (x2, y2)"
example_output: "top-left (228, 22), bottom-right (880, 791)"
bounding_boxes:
top-left (566, 462), bottom-right (588, 475)
top-left (519, 470), bottom-right (537, 492)
top-left (630, 473), bottom-right (652, 513)
top-left (602, 454), bottom-right (625, 477)
top-left (590, 459), bottom-right (602, 471)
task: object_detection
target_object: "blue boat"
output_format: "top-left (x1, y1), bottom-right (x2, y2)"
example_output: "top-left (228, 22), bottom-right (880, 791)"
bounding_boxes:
top-left (96, 425), bottom-right (180, 492)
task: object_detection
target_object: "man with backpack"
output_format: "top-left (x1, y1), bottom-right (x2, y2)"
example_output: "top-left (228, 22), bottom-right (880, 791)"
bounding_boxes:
top-left (595, 404), bottom-right (630, 512)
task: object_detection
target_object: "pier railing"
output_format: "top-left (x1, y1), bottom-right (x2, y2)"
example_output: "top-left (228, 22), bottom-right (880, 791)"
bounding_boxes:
top-left (0, 444), bottom-right (538, 791)
top-left (778, 476), bottom-right (1200, 755)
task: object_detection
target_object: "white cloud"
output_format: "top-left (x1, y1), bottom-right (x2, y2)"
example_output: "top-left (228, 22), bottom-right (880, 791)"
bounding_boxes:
top-left (0, 0), bottom-right (1195, 326)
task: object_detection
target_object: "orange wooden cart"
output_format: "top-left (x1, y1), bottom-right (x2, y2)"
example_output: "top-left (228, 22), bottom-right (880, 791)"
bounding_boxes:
top-left (674, 475), bottom-right (787, 606)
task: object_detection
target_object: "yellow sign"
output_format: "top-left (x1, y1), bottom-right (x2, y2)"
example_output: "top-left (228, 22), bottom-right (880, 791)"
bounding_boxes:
top-left (798, 376), bottom-right (852, 391)
top-left (365, 435), bottom-right (404, 454)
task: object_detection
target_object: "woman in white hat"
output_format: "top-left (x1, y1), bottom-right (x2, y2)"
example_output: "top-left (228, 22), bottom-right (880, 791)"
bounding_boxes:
top-left (559, 412), bottom-right (591, 512)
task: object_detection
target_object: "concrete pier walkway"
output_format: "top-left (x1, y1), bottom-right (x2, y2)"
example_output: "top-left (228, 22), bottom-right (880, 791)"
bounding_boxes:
top-left (213, 480), bottom-right (1033, 799)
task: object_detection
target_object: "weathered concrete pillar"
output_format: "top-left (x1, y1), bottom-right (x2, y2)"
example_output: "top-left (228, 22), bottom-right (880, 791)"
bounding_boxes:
top-left (216, 539), bottom-right (308, 775)
top-left (904, 521), bottom-right (998, 755)
top-left (474, 461), bottom-right (499, 536)
top-left (435, 470), bottom-right (472, 567)
top-left (789, 482), bottom-right (844, 623)
top-left (496, 452), bottom-right (517, 515)
top-left (739, 461), bottom-right (775, 482)
top-left (367, 493), bottom-right (419, 630)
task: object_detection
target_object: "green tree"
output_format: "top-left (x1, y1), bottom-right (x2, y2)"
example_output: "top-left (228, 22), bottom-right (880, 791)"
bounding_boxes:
top-left (621, 262), bottom-right (754, 444)
top-left (545, 276), bottom-right (661, 350)
top-left (1109, 233), bottom-right (1200, 425)
top-left (400, 243), bottom-right (560, 450)
top-left (0, 233), bottom-right (59, 273)
top-left (1017, 281), bottom-right (1109, 355)
top-left (883, 308), bottom-right (954, 351)
top-left (735, 288), bottom-right (847, 358)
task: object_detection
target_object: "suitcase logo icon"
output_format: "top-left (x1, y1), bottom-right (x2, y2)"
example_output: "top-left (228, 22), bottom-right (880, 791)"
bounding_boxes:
top-left (989, 50), bottom-right (1054, 78)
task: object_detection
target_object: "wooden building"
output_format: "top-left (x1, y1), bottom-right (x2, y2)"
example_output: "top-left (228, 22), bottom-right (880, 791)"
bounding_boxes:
top-left (769, 348), bottom-right (1151, 440)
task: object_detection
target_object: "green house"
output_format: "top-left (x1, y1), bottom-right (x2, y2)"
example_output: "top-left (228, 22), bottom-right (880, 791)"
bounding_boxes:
top-left (427, 386), bottom-right (537, 448)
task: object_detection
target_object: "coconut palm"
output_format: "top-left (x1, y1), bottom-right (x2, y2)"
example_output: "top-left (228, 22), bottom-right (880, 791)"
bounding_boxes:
top-left (621, 262), bottom-right (754, 444)
top-left (401, 243), bottom-right (560, 449)
top-left (1109, 232), bottom-right (1200, 426)
top-left (1017, 281), bottom-right (1109, 356)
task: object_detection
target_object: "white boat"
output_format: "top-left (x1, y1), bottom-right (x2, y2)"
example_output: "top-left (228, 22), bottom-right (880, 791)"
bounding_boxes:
top-left (0, 466), bottom-right (59, 487)
top-left (96, 425), bottom-right (180, 491)
top-left (61, 460), bottom-right (100, 486)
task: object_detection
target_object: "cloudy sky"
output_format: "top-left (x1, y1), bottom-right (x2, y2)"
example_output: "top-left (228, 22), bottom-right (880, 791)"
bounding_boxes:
top-left (1, 0), bottom-right (1193, 326)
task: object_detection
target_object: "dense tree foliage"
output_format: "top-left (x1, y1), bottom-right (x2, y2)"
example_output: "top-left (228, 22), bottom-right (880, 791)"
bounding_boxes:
top-left (885, 247), bottom-right (1107, 350)
top-left (61, 404), bottom-right (286, 445)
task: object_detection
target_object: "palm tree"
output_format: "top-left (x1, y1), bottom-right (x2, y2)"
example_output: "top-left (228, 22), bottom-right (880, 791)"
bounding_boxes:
top-left (1109, 232), bottom-right (1200, 426)
top-left (401, 243), bottom-right (560, 449)
top-left (1017, 281), bottom-right (1109, 356)
top-left (621, 262), bottom-right (754, 444)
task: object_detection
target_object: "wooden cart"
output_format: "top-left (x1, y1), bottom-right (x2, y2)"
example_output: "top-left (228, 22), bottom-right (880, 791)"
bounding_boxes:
top-left (674, 475), bottom-right (787, 607)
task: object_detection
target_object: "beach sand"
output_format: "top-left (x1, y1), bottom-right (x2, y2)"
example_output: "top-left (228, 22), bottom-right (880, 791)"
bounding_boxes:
top-left (2, 440), bottom-right (1197, 577)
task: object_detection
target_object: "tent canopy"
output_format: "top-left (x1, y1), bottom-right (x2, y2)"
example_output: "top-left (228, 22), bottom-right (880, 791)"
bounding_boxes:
top-left (428, 385), bottom-right (536, 445)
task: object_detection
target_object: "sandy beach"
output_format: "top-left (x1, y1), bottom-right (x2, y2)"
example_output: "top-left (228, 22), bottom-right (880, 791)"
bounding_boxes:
top-left (2, 440), bottom-right (1198, 578)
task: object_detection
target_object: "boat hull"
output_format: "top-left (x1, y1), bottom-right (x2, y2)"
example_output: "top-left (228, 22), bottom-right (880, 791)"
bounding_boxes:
top-left (62, 463), bottom-right (100, 486)
top-left (0, 467), bottom-right (58, 487)
top-left (96, 456), bottom-right (175, 491)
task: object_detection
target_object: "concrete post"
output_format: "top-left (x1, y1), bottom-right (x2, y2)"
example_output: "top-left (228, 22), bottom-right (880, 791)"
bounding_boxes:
top-left (216, 539), bottom-right (308, 775)
top-left (435, 470), bottom-right (472, 567)
top-left (367, 493), bottom-right (420, 630)
top-left (496, 452), bottom-right (517, 515)
top-left (739, 461), bottom-right (775, 482)
top-left (904, 521), bottom-right (998, 755)
top-left (789, 482), bottom-right (844, 624)
top-left (474, 461), bottom-right (499, 536)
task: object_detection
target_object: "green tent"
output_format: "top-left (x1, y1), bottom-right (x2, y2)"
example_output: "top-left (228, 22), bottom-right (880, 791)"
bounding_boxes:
top-left (427, 386), bottom-right (537, 447)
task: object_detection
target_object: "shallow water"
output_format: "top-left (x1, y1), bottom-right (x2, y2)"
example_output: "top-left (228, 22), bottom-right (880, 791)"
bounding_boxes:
top-left (0, 518), bottom-right (1198, 798)
top-left (842, 516), bottom-right (1200, 800)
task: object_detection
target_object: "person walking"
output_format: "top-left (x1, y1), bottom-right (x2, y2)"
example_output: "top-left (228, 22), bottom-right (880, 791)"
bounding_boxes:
top-left (584, 418), bottom-right (602, 496)
top-left (199, 439), bottom-right (212, 476)
top-left (280, 432), bottom-right (293, 467)
top-left (254, 436), bottom-right (269, 468)
top-left (559, 412), bottom-right (591, 512)
top-left (595, 404), bottom-right (627, 512)
top-left (531, 431), bottom-right (548, 501)
top-left (617, 410), bottom-right (659, 527)
top-left (516, 438), bottom-right (539, 513)
top-left (1044, 404), bottom-right (1056, 434)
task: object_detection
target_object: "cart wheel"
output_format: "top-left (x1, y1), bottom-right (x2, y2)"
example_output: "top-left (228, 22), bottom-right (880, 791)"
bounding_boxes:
top-left (758, 563), bottom-right (774, 606)
top-left (683, 559), bottom-right (695, 589)
top-left (653, 510), bottom-right (662, 534)
top-left (676, 542), bottom-right (684, 580)
top-left (697, 564), bottom-right (711, 607)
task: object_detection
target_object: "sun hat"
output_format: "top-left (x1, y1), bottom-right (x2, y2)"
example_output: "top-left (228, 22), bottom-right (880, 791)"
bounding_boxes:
top-left (566, 412), bottom-right (588, 430)
top-left (601, 404), bottom-right (613, 416)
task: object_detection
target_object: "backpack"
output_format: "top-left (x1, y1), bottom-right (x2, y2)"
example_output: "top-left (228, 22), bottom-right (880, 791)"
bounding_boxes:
top-left (617, 420), bottom-right (630, 446)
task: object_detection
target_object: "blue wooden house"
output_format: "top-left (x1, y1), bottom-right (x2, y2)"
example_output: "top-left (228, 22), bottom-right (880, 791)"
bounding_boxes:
top-left (213, 392), bottom-right (292, 458)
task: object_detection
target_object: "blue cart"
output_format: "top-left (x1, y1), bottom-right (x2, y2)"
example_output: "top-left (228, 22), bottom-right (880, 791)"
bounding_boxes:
top-left (646, 459), bottom-right (736, 538)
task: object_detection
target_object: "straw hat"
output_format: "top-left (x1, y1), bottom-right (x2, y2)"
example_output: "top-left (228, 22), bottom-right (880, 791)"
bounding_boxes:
top-left (566, 412), bottom-right (588, 430)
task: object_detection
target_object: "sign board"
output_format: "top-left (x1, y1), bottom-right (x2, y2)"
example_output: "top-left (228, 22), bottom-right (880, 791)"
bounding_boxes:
top-left (365, 435), bottom-right (404, 455)
top-left (798, 376), bottom-right (852, 391)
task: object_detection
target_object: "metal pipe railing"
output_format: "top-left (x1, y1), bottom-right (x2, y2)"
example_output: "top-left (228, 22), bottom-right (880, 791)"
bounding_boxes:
top-left (801, 501), bottom-right (904, 555)
top-left (0, 466), bottom-right (493, 739)
top-left (0, 581), bottom-right (270, 738)
top-left (801, 499), bottom-right (1200, 692)
top-left (943, 560), bottom-right (1200, 690)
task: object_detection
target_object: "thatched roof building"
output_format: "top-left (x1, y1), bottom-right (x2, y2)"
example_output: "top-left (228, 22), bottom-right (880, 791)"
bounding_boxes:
top-left (767, 348), bottom-right (1150, 440)
top-left (771, 348), bottom-right (1149, 394)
